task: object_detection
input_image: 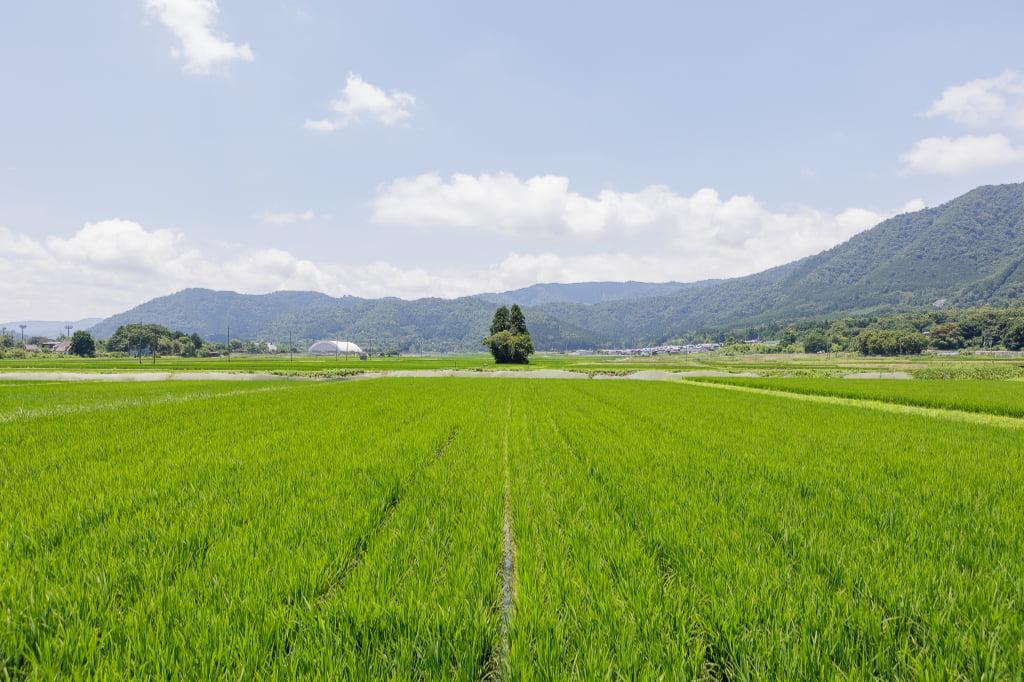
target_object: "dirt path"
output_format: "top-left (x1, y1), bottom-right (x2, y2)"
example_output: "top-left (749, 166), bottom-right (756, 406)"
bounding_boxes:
top-left (2, 368), bottom-right (762, 382)
top-left (0, 372), bottom-right (307, 382)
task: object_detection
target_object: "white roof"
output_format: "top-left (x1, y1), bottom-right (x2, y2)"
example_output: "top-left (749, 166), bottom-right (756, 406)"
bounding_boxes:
top-left (308, 340), bottom-right (363, 354)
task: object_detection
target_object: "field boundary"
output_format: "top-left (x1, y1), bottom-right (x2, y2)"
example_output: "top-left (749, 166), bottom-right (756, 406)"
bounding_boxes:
top-left (681, 379), bottom-right (1024, 429)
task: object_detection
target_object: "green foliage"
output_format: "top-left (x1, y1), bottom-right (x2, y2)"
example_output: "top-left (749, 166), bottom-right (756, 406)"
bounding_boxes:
top-left (107, 323), bottom-right (179, 354)
top-left (928, 322), bottom-right (964, 349)
top-left (802, 330), bottom-right (829, 353)
top-left (855, 329), bottom-right (929, 355)
top-left (912, 364), bottom-right (1024, 381)
top-left (490, 305), bottom-right (510, 335)
top-left (1004, 319), bottom-right (1024, 351)
top-left (779, 326), bottom-right (798, 346)
top-left (68, 330), bottom-right (96, 357)
top-left (484, 305), bottom-right (534, 363)
top-left (508, 304), bottom-right (527, 335)
top-left (178, 338), bottom-right (197, 357)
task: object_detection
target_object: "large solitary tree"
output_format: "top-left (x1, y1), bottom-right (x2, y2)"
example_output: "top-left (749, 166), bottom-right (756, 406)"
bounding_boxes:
top-left (484, 304), bottom-right (534, 364)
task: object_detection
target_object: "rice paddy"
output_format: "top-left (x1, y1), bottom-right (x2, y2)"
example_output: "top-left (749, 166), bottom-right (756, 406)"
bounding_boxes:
top-left (2, 375), bottom-right (1022, 678)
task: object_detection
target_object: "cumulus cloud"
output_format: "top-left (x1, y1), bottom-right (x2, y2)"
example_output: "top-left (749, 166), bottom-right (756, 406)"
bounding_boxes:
top-left (305, 74), bottom-right (415, 130)
top-left (926, 70), bottom-right (1024, 129)
top-left (145, 0), bottom-right (254, 74)
top-left (0, 186), bottom-right (921, 321)
top-left (371, 172), bottom-right (905, 270)
top-left (0, 220), bottom-right (479, 319)
top-left (900, 134), bottom-right (1024, 175)
top-left (0, 220), bottom-right (331, 319)
top-left (901, 71), bottom-right (1024, 174)
top-left (258, 209), bottom-right (315, 225)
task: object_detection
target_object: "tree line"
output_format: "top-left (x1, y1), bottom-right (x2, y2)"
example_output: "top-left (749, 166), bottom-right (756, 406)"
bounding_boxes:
top-left (695, 305), bottom-right (1024, 356)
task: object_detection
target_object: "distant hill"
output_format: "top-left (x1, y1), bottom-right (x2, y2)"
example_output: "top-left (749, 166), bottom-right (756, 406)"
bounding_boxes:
top-left (476, 280), bottom-right (707, 306)
top-left (1, 318), bottom-right (103, 340)
top-left (89, 289), bottom-right (364, 341)
top-left (89, 182), bottom-right (1024, 350)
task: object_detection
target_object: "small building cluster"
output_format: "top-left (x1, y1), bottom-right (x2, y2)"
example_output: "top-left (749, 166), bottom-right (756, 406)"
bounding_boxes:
top-left (40, 341), bottom-right (71, 353)
top-left (603, 343), bottom-right (721, 357)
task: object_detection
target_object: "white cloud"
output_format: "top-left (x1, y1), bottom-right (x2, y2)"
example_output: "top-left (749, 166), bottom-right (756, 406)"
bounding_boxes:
top-left (901, 71), bottom-right (1024, 174)
top-left (371, 172), bottom-right (903, 267)
top-left (258, 209), bottom-right (315, 225)
top-left (305, 74), bottom-right (415, 130)
top-left (926, 70), bottom-right (1024, 128)
top-left (145, 0), bottom-right (254, 75)
top-left (0, 187), bottom-right (920, 321)
top-left (900, 134), bottom-right (1024, 175)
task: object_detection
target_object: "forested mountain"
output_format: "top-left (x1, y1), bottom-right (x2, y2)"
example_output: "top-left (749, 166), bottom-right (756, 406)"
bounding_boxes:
top-left (89, 289), bottom-right (365, 341)
top-left (89, 182), bottom-right (1024, 351)
top-left (477, 280), bottom-right (706, 306)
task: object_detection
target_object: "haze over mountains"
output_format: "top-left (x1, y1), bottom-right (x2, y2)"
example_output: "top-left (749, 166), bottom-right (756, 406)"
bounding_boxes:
top-left (87, 183), bottom-right (1024, 350)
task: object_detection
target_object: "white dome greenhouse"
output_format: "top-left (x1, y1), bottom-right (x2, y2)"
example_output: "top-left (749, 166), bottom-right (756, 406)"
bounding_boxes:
top-left (308, 340), bottom-right (363, 355)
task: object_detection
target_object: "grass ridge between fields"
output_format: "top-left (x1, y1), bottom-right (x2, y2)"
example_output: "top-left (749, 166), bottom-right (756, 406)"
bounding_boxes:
top-left (681, 379), bottom-right (1024, 429)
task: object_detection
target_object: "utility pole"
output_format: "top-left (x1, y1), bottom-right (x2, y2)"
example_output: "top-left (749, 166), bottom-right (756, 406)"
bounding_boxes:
top-left (227, 326), bottom-right (230, 363)
top-left (19, 324), bottom-right (26, 344)
top-left (64, 324), bottom-right (73, 340)
top-left (289, 331), bottom-right (293, 362)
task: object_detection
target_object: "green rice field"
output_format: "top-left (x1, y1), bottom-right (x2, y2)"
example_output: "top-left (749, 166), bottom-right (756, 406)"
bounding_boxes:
top-left (3, 376), bottom-right (1023, 678)
top-left (690, 376), bottom-right (1024, 418)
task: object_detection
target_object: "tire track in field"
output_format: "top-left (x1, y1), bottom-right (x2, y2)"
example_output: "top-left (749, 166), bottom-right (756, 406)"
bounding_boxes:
top-left (0, 386), bottom-right (290, 423)
top-left (680, 379), bottom-right (1024, 430)
top-left (314, 427), bottom-right (459, 603)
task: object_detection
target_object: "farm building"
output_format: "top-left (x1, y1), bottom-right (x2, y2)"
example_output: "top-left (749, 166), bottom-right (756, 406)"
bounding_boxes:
top-left (308, 340), bottom-right (362, 355)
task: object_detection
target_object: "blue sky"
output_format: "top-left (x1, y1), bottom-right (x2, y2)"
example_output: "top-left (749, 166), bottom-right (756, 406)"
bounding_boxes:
top-left (2, 0), bottom-right (1024, 321)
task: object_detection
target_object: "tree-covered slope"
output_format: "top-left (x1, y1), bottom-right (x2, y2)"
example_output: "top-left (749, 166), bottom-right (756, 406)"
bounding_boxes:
top-left (89, 289), bottom-right (363, 341)
top-left (476, 280), bottom-right (709, 306)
